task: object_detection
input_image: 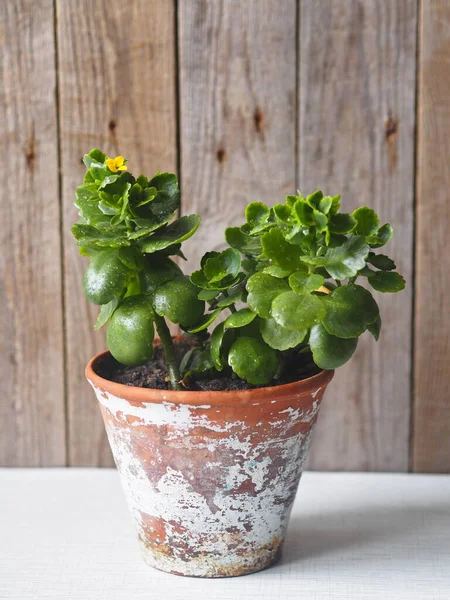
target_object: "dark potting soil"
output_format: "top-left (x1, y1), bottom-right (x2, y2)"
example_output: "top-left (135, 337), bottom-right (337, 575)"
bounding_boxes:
top-left (95, 338), bottom-right (321, 392)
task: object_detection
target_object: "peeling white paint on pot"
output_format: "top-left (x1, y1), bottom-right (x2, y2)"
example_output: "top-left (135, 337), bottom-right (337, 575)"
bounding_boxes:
top-left (86, 352), bottom-right (334, 577)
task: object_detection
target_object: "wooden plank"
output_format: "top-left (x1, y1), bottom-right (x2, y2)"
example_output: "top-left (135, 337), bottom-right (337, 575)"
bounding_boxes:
top-left (57, 0), bottom-right (177, 466)
top-left (0, 0), bottom-right (65, 466)
top-left (179, 0), bottom-right (297, 272)
top-left (413, 0), bottom-right (450, 473)
top-left (299, 0), bottom-right (417, 471)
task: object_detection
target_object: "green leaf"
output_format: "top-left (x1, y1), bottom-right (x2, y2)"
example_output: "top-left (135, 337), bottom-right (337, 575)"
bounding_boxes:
top-left (246, 273), bottom-right (289, 318)
top-left (318, 196), bottom-right (332, 214)
top-left (271, 291), bottom-right (326, 331)
top-left (225, 227), bottom-right (262, 257)
top-left (368, 271), bottom-right (405, 292)
top-left (216, 284), bottom-right (245, 307)
top-left (289, 272), bottom-right (324, 294)
top-left (260, 317), bottom-right (306, 351)
top-left (261, 227), bottom-right (304, 270)
top-left (301, 235), bottom-right (369, 280)
top-left (118, 247), bottom-right (143, 271)
top-left (367, 253), bottom-right (396, 271)
top-left (149, 172), bottom-right (178, 196)
top-left (329, 195), bottom-right (341, 214)
top-left (313, 209), bottom-right (328, 232)
top-left (83, 148), bottom-right (106, 168)
top-left (198, 289), bottom-right (220, 301)
top-left (309, 324), bottom-right (358, 369)
top-left (293, 199), bottom-right (315, 226)
top-left (185, 309), bottom-right (222, 333)
top-left (72, 224), bottom-right (130, 249)
top-left (262, 265), bottom-right (297, 278)
top-left (94, 298), bottom-right (120, 330)
top-left (366, 223), bottom-right (394, 247)
top-left (328, 213), bottom-right (357, 234)
top-left (224, 308), bottom-right (256, 329)
top-left (228, 336), bottom-right (278, 385)
top-left (367, 314), bottom-right (382, 341)
top-left (210, 322), bottom-right (226, 370)
top-left (321, 284), bottom-right (379, 338)
top-left (245, 202), bottom-right (270, 226)
top-left (352, 207), bottom-right (380, 237)
top-left (204, 248), bottom-right (241, 283)
top-left (273, 203), bottom-right (293, 224)
top-left (139, 257), bottom-right (183, 294)
top-left (139, 215), bottom-right (201, 253)
top-left (152, 277), bottom-right (205, 327)
top-left (306, 190), bottom-right (323, 208)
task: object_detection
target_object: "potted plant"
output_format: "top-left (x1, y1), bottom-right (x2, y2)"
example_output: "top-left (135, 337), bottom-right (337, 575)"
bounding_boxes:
top-left (76, 149), bottom-right (405, 577)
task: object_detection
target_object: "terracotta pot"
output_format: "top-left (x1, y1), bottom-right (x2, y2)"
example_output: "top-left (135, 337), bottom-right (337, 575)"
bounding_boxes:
top-left (86, 347), bottom-right (334, 578)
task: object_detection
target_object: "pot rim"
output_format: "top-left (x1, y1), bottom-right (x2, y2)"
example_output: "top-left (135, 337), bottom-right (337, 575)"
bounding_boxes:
top-left (86, 343), bottom-right (334, 407)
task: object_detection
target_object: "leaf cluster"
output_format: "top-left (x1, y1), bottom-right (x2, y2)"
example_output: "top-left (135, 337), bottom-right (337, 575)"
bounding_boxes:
top-left (188, 192), bottom-right (405, 385)
top-left (72, 149), bottom-right (204, 370)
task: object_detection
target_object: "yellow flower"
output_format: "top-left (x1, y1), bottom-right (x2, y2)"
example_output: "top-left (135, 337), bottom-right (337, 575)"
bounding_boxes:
top-left (106, 156), bottom-right (127, 173)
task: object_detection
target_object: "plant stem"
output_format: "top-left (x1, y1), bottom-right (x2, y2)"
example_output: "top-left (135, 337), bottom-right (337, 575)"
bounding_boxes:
top-left (154, 315), bottom-right (183, 390)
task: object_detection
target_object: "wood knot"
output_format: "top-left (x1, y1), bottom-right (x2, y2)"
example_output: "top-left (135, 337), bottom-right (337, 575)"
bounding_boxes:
top-left (25, 149), bottom-right (35, 168)
top-left (108, 119), bottom-right (117, 133)
top-left (216, 148), bottom-right (226, 163)
top-left (25, 126), bottom-right (36, 169)
top-left (384, 116), bottom-right (399, 172)
top-left (385, 117), bottom-right (399, 141)
top-left (253, 107), bottom-right (264, 133)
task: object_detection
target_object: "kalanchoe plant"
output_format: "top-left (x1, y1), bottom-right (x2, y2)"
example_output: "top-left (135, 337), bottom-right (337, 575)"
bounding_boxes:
top-left (72, 149), bottom-right (203, 390)
top-left (187, 191), bottom-right (405, 385)
top-left (73, 149), bottom-right (405, 391)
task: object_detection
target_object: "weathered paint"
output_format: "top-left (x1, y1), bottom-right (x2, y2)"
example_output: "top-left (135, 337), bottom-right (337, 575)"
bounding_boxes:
top-left (86, 352), bottom-right (334, 577)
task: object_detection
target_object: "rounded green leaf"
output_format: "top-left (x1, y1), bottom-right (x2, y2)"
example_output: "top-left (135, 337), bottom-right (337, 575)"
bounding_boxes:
top-left (352, 207), bottom-right (380, 236)
top-left (260, 317), bottom-right (306, 351)
top-left (228, 336), bottom-right (278, 385)
top-left (140, 258), bottom-right (183, 294)
top-left (246, 273), bottom-right (289, 318)
top-left (245, 202), bottom-right (270, 226)
top-left (224, 308), bottom-right (256, 329)
top-left (139, 215), bottom-right (201, 253)
top-left (107, 295), bottom-right (155, 366)
top-left (261, 228), bottom-right (304, 270)
top-left (152, 277), bottom-right (205, 327)
top-left (368, 271), bottom-right (405, 292)
top-left (271, 291), bottom-right (326, 331)
top-left (83, 249), bottom-right (130, 305)
top-left (328, 213), bottom-right (357, 234)
top-left (321, 284), bottom-right (379, 338)
top-left (204, 248), bottom-right (241, 283)
top-left (289, 272), bottom-right (324, 294)
top-left (366, 223), bottom-right (393, 247)
top-left (367, 253), bottom-right (396, 271)
top-left (309, 324), bottom-right (358, 370)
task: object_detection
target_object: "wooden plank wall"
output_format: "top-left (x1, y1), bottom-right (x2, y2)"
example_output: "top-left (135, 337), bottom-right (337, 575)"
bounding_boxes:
top-left (1, 0), bottom-right (449, 472)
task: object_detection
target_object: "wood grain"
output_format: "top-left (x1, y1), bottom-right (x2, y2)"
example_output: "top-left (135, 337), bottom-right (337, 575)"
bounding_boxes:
top-left (178, 0), bottom-right (297, 272)
top-left (413, 0), bottom-right (450, 473)
top-left (299, 0), bottom-right (417, 471)
top-left (0, 0), bottom-right (65, 466)
top-left (57, 0), bottom-right (177, 466)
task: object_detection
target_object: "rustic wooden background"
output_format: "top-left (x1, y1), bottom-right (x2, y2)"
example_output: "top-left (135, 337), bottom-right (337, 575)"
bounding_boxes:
top-left (1, 0), bottom-right (449, 472)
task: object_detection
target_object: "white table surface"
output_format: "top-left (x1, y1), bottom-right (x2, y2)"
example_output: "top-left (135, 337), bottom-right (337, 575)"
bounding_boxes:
top-left (1, 470), bottom-right (449, 600)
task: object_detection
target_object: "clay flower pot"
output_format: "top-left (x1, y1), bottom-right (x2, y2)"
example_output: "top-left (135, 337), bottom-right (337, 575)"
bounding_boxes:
top-left (86, 349), bottom-right (334, 578)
